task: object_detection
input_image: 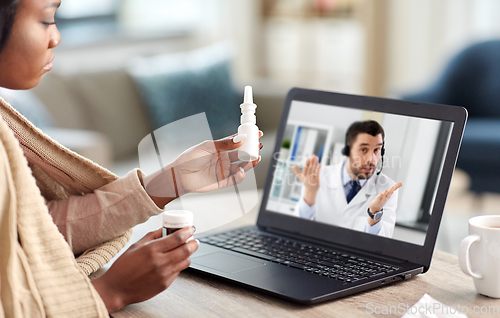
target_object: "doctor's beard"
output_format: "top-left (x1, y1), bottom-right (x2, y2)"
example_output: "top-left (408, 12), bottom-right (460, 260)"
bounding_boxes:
top-left (348, 158), bottom-right (378, 180)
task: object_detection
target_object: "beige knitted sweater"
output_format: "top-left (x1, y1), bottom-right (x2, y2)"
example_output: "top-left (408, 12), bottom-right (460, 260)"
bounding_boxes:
top-left (0, 97), bottom-right (159, 317)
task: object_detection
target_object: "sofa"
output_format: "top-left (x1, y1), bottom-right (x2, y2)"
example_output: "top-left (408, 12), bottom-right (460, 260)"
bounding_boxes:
top-left (16, 43), bottom-right (286, 189)
top-left (403, 40), bottom-right (500, 194)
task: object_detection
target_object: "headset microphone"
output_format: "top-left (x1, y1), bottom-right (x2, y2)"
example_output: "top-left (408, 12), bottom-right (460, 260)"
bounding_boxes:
top-left (377, 156), bottom-right (384, 175)
top-left (377, 142), bottom-right (385, 176)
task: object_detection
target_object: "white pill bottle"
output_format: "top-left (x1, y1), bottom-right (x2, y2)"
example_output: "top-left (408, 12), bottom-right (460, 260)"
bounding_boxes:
top-left (162, 210), bottom-right (194, 237)
top-left (238, 86), bottom-right (259, 161)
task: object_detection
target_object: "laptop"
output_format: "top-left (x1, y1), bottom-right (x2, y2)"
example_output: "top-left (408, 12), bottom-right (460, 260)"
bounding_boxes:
top-left (188, 88), bottom-right (467, 304)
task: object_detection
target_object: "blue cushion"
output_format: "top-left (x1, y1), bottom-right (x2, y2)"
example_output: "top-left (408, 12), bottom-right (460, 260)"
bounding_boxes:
top-left (457, 119), bottom-right (500, 169)
top-left (402, 40), bottom-right (500, 193)
top-left (128, 44), bottom-right (240, 140)
top-left (404, 40), bottom-right (500, 118)
top-left (456, 119), bottom-right (500, 193)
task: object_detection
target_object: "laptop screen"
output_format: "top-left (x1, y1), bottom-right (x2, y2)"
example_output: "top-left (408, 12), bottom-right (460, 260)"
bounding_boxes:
top-left (264, 99), bottom-right (454, 247)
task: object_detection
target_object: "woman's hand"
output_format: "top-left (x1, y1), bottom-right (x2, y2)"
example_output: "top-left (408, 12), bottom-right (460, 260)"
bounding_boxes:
top-left (92, 227), bottom-right (198, 313)
top-left (293, 155), bottom-right (322, 206)
top-left (174, 133), bottom-right (262, 193)
top-left (143, 132), bottom-right (263, 208)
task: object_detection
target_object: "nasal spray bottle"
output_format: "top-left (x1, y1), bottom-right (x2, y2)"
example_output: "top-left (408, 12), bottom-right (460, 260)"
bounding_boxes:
top-left (238, 86), bottom-right (259, 161)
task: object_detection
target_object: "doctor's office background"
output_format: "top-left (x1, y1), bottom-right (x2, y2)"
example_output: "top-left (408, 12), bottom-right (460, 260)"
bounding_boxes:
top-left (3, 0), bottom-right (500, 254)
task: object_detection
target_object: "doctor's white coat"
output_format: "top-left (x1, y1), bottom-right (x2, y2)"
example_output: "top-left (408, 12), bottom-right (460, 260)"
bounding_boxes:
top-left (294, 162), bottom-right (398, 238)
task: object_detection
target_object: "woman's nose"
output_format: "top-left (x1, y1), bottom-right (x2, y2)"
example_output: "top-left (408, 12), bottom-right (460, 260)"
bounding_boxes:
top-left (49, 26), bottom-right (61, 48)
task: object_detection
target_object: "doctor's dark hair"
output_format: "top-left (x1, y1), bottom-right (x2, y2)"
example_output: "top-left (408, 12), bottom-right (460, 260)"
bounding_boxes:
top-left (342, 120), bottom-right (385, 157)
top-left (0, 0), bottom-right (19, 54)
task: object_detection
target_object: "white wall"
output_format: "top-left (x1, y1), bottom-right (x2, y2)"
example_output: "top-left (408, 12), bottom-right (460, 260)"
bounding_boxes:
top-left (199, 0), bottom-right (261, 81)
top-left (263, 18), bottom-right (365, 93)
top-left (383, 116), bottom-right (442, 222)
top-left (289, 101), bottom-right (363, 132)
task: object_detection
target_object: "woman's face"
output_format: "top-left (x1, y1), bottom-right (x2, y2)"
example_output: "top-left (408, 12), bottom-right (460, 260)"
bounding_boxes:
top-left (0, 0), bottom-right (61, 89)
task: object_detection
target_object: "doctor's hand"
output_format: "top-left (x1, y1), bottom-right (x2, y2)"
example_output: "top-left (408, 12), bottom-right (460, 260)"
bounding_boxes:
top-left (369, 182), bottom-right (403, 214)
top-left (293, 155), bottom-right (321, 206)
top-left (142, 132), bottom-right (263, 208)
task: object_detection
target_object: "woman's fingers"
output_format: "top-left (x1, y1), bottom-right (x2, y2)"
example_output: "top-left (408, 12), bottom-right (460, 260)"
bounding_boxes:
top-left (223, 154), bottom-right (263, 186)
top-left (149, 226), bottom-right (195, 253)
top-left (148, 228), bottom-right (164, 240)
top-left (215, 130), bottom-right (264, 152)
top-left (224, 141), bottom-right (262, 163)
top-left (95, 227), bottom-right (199, 312)
top-left (232, 134), bottom-right (247, 143)
top-left (235, 167), bottom-right (246, 184)
top-left (228, 150), bottom-right (240, 163)
top-left (161, 239), bottom-right (199, 265)
top-left (230, 158), bottom-right (259, 181)
top-left (159, 247), bottom-right (197, 289)
top-left (240, 156), bottom-right (260, 172)
top-left (132, 228), bottom-right (162, 248)
top-left (214, 136), bottom-right (245, 152)
top-left (216, 156), bottom-right (260, 186)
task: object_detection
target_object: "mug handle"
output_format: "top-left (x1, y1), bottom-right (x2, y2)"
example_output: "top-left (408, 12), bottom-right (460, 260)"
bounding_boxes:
top-left (459, 234), bottom-right (483, 279)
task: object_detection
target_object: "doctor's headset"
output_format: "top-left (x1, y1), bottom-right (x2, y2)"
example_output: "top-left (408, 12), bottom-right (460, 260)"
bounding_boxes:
top-left (341, 132), bottom-right (385, 176)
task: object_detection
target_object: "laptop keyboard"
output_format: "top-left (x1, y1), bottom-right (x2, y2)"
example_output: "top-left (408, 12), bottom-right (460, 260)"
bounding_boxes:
top-left (199, 229), bottom-right (400, 283)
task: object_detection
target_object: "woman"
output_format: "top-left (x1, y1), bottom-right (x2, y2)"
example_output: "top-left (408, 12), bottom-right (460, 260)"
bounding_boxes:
top-left (0, 0), bottom-right (261, 316)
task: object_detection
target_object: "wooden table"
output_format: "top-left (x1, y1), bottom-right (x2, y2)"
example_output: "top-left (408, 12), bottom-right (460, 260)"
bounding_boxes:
top-left (111, 191), bottom-right (500, 318)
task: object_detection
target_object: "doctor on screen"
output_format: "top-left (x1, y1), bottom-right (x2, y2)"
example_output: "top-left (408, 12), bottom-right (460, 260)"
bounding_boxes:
top-left (293, 120), bottom-right (402, 237)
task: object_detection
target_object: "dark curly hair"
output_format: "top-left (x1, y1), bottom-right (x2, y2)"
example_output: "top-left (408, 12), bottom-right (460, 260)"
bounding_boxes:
top-left (0, 0), bottom-right (20, 53)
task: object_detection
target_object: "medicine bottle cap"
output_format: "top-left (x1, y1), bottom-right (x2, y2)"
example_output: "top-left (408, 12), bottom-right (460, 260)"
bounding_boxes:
top-left (163, 210), bottom-right (194, 228)
top-left (244, 86), bottom-right (253, 104)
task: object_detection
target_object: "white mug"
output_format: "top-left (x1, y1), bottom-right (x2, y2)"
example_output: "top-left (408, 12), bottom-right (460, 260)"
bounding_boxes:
top-left (459, 215), bottom-right (500, 298)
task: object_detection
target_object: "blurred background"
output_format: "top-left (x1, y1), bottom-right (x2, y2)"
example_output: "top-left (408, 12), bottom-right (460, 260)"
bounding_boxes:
top-left (3, 0), bottom-right (500, 255)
